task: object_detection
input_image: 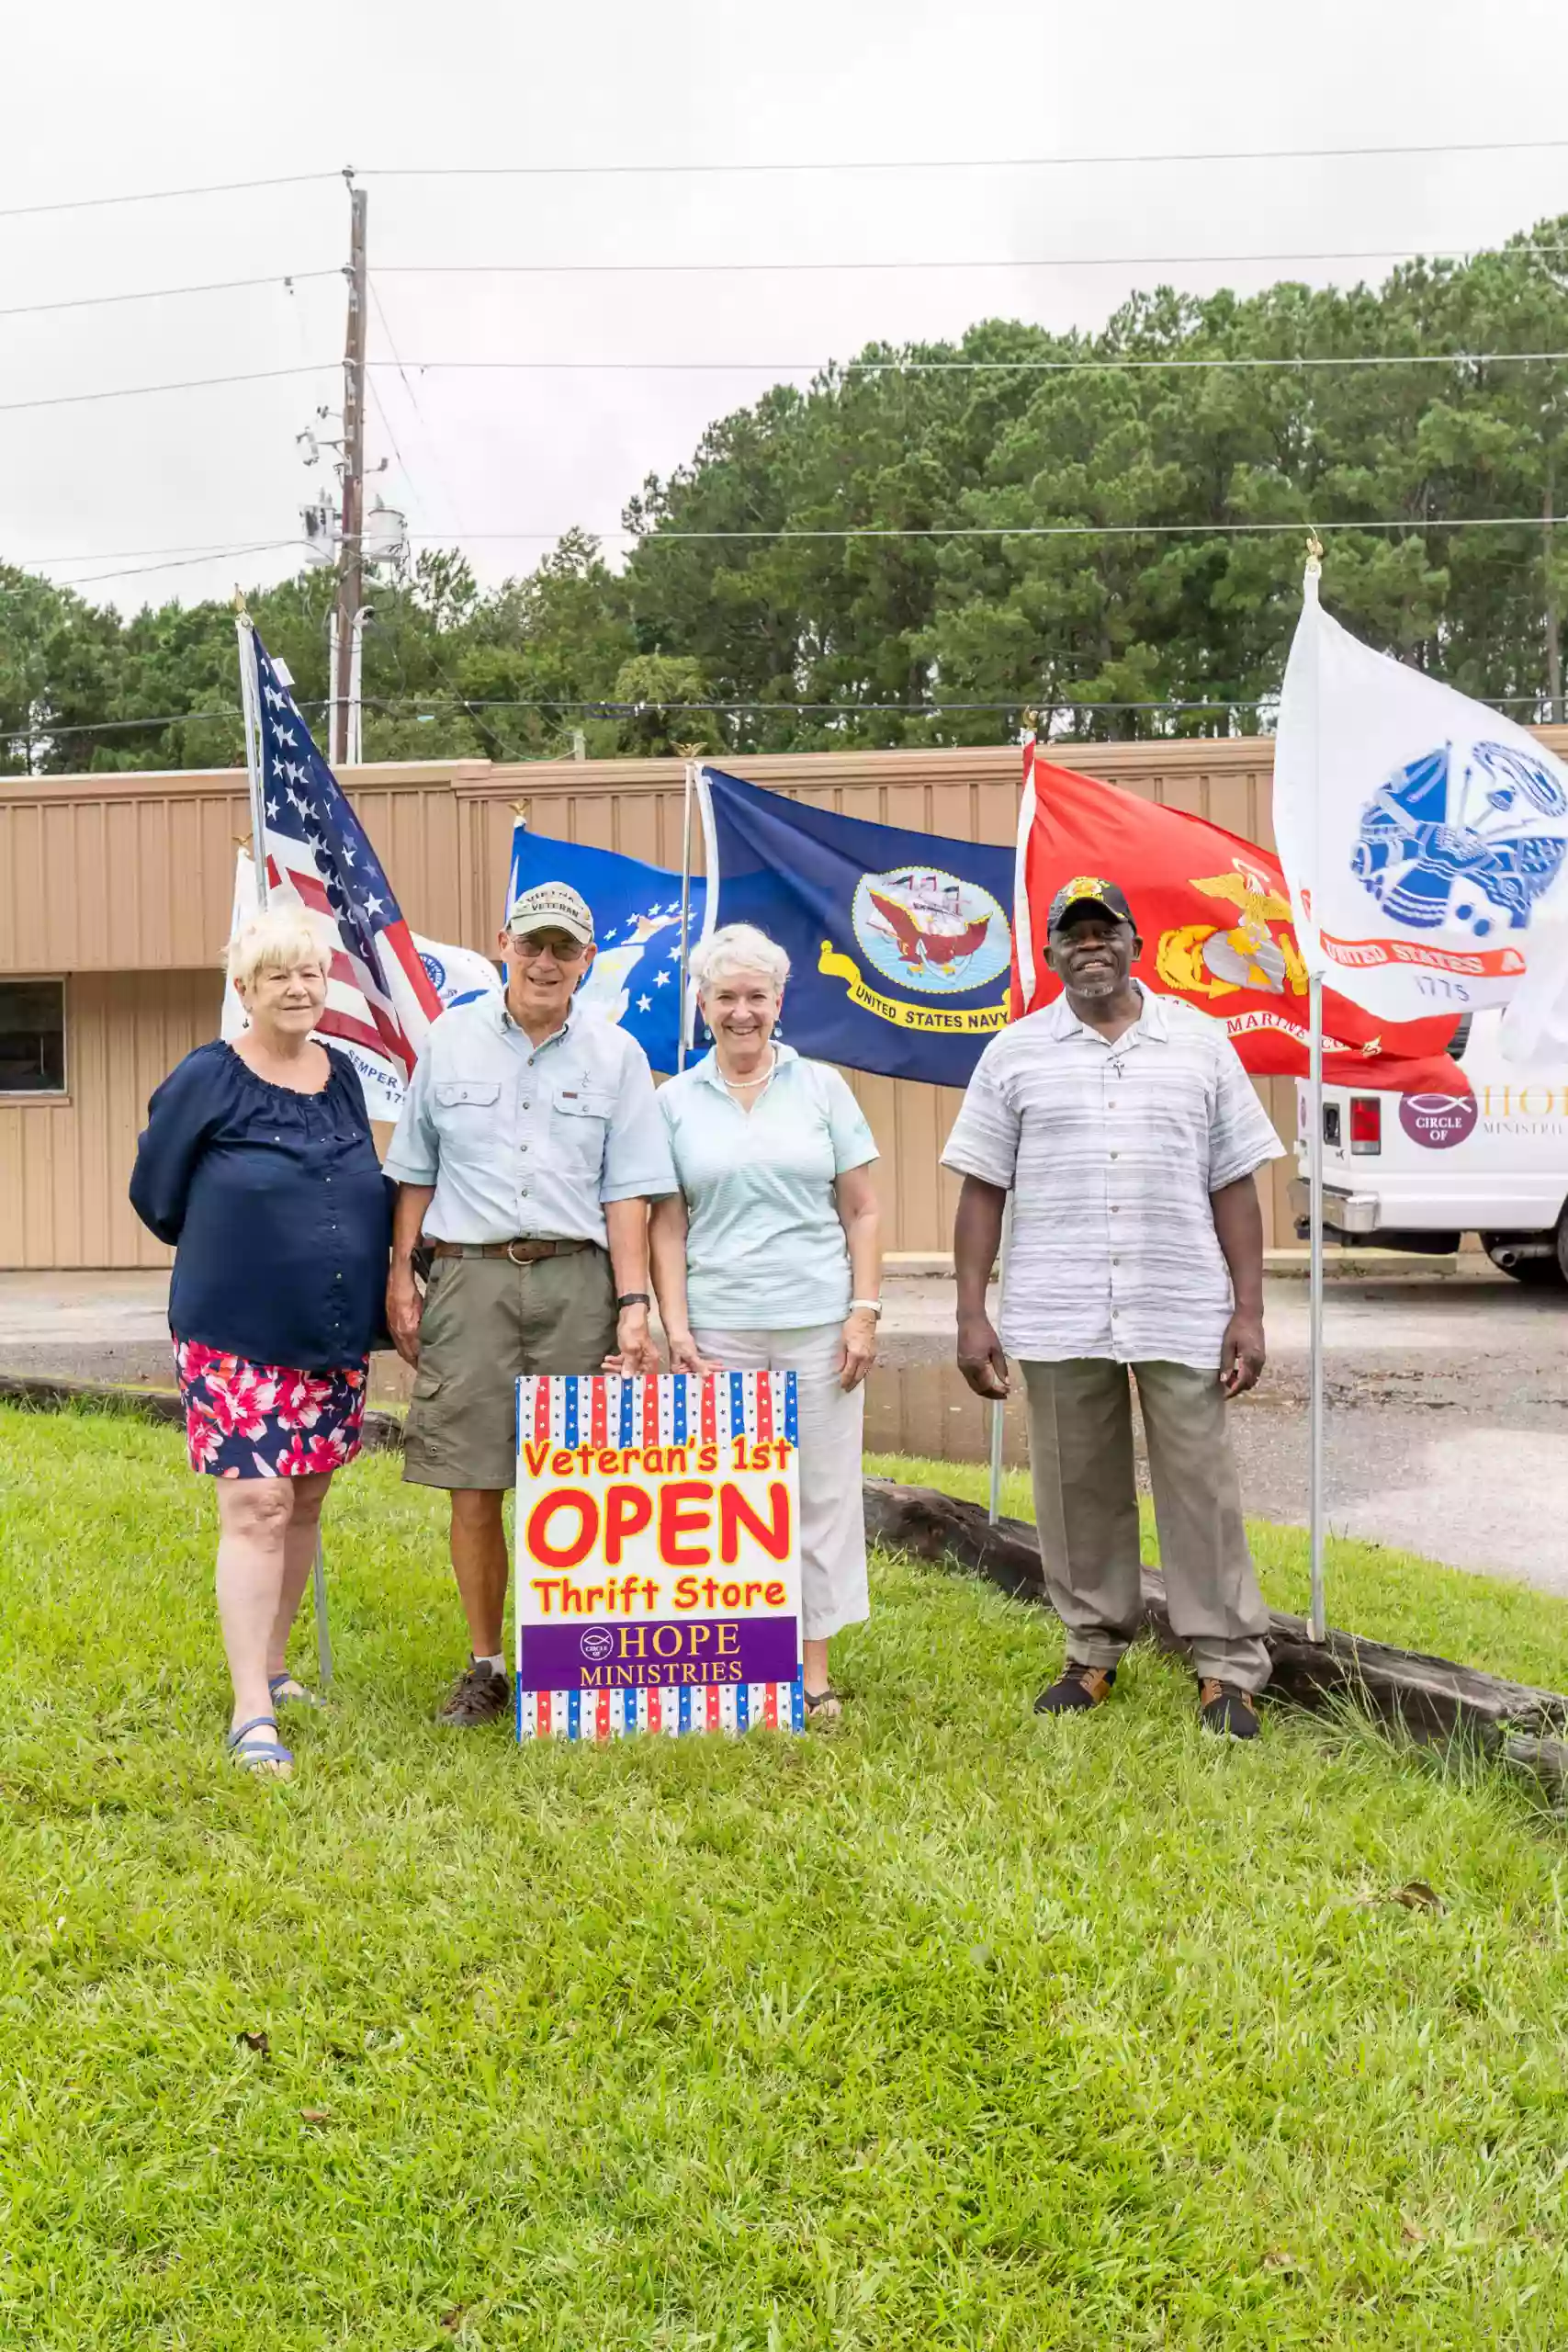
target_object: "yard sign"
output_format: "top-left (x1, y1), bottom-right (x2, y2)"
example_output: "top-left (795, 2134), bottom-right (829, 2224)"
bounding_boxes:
top-left (514, 1370), bottom-right (803, 1740)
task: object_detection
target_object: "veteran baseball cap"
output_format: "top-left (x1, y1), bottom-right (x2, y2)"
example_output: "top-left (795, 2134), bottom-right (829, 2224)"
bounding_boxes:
top-left (505, 880), bottom-right (595, 945)
top-left (1046, 875), bottom-right (1136, 933)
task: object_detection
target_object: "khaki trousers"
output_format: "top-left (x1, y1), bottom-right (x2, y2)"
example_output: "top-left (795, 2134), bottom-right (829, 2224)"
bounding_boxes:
top-left (1022, 1358), bottom-right (1272, 1692)
top-left (402, 1246), bottom-right (618, 1491)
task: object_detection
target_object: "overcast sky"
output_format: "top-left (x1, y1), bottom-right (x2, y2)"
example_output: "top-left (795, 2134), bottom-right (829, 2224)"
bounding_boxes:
top-left (5, 0), bottom-right (1568, 616)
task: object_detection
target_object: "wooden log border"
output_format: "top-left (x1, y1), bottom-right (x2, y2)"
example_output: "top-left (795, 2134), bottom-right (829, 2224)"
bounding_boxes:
top-left (864, 1478), bottom-right (1568, 1803)
top-left (6, 1377), bottom-right (1565, 1799)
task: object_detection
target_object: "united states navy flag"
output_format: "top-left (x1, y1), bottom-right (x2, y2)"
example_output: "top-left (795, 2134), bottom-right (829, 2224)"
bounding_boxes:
top-left (696, 765), bottom-right (1013, 1085)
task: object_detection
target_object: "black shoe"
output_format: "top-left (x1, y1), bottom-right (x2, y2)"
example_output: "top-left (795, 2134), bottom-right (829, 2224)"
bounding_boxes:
top-left (1199, 1679), bottom-right (1260, 1739)
top-left (436, 1657), bottom-right (511, 1726)
top-left (1034, 1662), bottom-right (1117, 1715)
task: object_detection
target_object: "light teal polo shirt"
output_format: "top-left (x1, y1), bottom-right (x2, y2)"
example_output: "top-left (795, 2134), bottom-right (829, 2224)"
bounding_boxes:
top-left (658, 1045), bottom-right (878, 1330)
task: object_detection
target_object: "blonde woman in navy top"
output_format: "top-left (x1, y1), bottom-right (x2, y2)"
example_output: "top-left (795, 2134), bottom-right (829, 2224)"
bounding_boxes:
top-left (130, 908), bottom-right (391, 1778)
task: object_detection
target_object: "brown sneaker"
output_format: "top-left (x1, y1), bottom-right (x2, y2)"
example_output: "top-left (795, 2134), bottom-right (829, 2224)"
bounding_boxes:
top-left (1198, 1679), bottom-right (1260, 1740)
top-left (1033, 1662), bottom-right (1117, 1715)
top-left (436, 1658), bottom-right (511, 1726)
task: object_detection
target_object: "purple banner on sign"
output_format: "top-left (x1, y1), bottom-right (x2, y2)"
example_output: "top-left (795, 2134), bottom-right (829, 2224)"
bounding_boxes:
top-left (520, 1616), bottom-right (799, 1692)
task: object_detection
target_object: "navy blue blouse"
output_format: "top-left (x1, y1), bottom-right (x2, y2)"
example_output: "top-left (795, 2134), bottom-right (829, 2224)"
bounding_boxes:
top-left (130, 1042), bottom-right (392, 1371)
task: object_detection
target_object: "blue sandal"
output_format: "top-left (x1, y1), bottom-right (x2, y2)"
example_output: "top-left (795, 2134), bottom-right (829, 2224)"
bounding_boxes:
top-left (268, 1673), bottom-right (323, 1710)
top-left (226, 1715), bottom-right (294, 1777)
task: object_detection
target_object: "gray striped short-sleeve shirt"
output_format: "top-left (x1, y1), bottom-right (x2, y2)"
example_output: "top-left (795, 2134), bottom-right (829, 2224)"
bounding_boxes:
top-left (942, 988), bottom-right (1284, 1370)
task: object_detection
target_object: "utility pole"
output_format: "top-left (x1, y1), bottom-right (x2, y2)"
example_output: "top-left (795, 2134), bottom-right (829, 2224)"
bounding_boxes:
top-left (333, 175), bottom-right (367, 767)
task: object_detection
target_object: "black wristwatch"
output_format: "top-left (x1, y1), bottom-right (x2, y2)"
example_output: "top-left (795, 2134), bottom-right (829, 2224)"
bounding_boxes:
top-left (616, 1292), bottom-right (651, 1310)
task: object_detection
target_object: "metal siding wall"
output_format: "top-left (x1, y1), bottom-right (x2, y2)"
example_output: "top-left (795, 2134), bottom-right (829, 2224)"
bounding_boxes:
top-left (0, 970), bottom-right (220, 1270)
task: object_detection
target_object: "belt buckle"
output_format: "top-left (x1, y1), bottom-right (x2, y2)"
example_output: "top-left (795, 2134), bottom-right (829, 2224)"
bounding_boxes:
top-left (506, 1238), bottom-right (536, 1266)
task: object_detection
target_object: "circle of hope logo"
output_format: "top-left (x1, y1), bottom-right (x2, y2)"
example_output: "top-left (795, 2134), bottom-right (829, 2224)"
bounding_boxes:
top-left (580, 1626), bottom-right (615, 1663)
top-left (850, 865), bottom-right (1011, 997)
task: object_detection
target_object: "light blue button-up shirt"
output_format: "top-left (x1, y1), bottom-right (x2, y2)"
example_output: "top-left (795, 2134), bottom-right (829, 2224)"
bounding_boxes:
top-left (658, 1045), bottom-right (878, 1329)
top-left (384, 993), bottom-right (677, 1246)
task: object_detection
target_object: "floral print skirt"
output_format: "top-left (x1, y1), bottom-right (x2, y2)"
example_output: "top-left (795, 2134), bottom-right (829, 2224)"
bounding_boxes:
top-left (173, 1337), bottom-right (369, 1478)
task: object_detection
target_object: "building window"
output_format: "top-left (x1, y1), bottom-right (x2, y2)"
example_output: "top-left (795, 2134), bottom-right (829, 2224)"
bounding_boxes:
top-left (0, 980), bottom-right (66, 1094)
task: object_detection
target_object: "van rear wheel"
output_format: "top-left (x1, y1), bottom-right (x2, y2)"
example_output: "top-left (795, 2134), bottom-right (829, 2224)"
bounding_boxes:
top-left (1482, 1230), bottom-right (1568, 1286)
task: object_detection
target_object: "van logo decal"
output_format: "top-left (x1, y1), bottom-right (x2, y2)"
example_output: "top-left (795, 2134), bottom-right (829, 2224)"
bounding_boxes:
top-left (1398, 1092), bottom-right (1480, 1150)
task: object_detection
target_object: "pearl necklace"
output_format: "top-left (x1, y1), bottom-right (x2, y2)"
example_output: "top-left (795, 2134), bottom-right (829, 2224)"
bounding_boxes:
top-left (719, 1048), bottom-right (778, 1097)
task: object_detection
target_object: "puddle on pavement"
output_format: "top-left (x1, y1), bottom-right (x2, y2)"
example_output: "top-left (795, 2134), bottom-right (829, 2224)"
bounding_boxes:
top-left (372, 1353), bottom-right (1031, 1467)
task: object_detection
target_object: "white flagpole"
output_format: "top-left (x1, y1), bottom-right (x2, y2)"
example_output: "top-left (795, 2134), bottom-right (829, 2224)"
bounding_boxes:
top-left (235, 606), bottom-right (269, 908)
top-left (1308, 970), bottom-right (1326, 1642)
top-left (987, 1194), bottom-right (1014, 1524)
top-left (676, 755), bottom-right (696, 1071)
top-left (235, 603), bottom-right (333, 1685)
top-left (1302, 537), bottom-right (1327, 1645)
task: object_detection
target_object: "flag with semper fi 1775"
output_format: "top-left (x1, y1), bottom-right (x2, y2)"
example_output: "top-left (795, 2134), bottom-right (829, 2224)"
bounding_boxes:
top-left (514, 1370), bottom-right (803, 1742)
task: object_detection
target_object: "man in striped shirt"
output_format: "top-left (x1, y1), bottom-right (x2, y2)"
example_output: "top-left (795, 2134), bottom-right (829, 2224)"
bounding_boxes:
top-left (943, 876), bottom-right (1284, 1739)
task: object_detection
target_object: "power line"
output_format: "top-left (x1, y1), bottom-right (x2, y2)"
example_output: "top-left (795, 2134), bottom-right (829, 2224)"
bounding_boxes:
top-left (25, 686), bottom-right (1564, 738)
top-left (8, 345), bottom-right (1565, 418)
top-left (361, 135), bottom-right (1568, 181)
top-left (0, 171), bottom-right (344, 221)
top-left (0, 364), bottom-right (333, 415)
top-left (379, 347), bottom-right (1568, 376)
top-left (0, 269), bottom-right (340, 322)
top-left (17, 511), bottom-right (1565, 582)
top-left (410, 514), bottom-right (1568, 544)
top-left (372, 244), bottom-right (1568, 280)
top-left (34, 541), bottom-right (309, 588)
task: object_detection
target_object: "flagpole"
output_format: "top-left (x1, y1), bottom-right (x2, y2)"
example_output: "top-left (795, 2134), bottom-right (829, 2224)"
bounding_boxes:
top-left (1303, 536), bottom-right (1326, 1645)
top-left (990, 717), bottom-right (1036, 1523)
top-left (987, 1194), bottom-right (1014, 1525)
top-left (676, 752), bottom-right (698, 1071)
top-left (235, 599), bottom-right (333, 1685)
top-left (1308, 969), bottom-right (1326, 1644)
top-left (234, 603), bottom-right (269, 909)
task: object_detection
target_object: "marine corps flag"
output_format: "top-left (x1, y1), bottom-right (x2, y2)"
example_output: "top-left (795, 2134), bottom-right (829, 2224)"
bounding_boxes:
top-left (1011, 741), bottom-right (1469, 1092)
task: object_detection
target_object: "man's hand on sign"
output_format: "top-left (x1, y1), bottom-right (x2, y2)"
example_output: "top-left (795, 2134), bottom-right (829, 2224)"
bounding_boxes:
top-left (613, 1302), bottom-right (661, 1377)
top-left (957, 1311), bottom-right (1010, 1400)
top-left (386, 1266), bottom-right (423, 1367)
top-left (838, 1306), bottom-right (878, 1393)
top-left (1219, 1309), bottom-right (1267, 1398)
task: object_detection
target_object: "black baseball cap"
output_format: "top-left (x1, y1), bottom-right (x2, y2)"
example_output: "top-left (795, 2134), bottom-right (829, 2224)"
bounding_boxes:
top-left (1047, 876), bottom-right (1136, 933)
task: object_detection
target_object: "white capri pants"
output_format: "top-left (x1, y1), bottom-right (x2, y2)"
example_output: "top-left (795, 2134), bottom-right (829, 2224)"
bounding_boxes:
top-left (690, 1320), bottom-right (871, 1644)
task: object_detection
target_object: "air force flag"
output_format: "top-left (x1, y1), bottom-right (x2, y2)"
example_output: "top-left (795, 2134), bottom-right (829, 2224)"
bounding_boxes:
top-left (695, 766), bottom-right (1013, 1085)
top-left (506, 821), bottom-right (704, 1073)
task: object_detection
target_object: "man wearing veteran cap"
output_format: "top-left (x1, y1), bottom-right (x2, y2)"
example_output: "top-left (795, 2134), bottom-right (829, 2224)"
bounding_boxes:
top-left (384, 879), bottom-right (677, 1725)
top-left (943, 874), bottom-right (1284, 1739)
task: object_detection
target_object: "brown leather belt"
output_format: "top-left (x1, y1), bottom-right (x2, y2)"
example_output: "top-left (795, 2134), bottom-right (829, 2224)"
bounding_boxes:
top-left (430, 1238), bottom-right (594, 1265)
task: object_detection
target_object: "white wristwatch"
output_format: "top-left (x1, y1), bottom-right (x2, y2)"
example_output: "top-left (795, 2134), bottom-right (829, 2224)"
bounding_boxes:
top-left (850, 1297), bottom-right (883, 1319)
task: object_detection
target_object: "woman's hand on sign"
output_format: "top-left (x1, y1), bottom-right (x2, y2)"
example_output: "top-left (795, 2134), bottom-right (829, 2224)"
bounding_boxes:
top-left (386, 1266), bottom-right (423, 1367)
top-left (666, 1329), bottom-right (722, 1377)
top-left (838, 1306), bottom-right (878, 1393)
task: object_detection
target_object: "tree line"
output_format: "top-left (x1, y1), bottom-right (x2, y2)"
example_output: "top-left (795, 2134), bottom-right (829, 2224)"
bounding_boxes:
top-left (5, 220), bottom-right (1568, 776)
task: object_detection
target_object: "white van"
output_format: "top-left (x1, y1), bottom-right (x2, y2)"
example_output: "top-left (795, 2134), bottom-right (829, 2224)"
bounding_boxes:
top-left (1292, 1009), bottom-right (1568, 1285)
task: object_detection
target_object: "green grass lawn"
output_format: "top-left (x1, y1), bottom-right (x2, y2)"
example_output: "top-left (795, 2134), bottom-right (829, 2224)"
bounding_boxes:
top-left (5, 1404), bottom-right (1568, 2350)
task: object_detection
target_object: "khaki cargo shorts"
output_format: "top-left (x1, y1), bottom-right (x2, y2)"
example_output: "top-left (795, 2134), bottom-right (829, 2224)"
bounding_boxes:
top-left (402, 1245), bottom-right (618, 1491)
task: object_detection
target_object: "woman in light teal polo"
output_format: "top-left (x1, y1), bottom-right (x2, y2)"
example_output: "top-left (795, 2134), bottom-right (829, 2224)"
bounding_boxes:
top-left (649, 922), bottom-right (882, 1720)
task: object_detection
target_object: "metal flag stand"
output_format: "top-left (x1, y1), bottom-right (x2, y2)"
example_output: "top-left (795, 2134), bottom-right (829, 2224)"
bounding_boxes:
top-left (233, 600), bottom-right (334, 1686)
top-left (675, 750), bottom-right (704, 1073)
top-left (1301, 538), bottom-right (1328, 1645)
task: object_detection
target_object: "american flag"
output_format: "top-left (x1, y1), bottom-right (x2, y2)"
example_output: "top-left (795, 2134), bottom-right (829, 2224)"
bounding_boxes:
top-left (246, 626), bottom-right (442, 1102)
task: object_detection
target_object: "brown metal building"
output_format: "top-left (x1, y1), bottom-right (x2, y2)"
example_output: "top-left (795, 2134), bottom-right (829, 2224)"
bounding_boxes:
top-left (10, 731), bottom-right (1559, 1271)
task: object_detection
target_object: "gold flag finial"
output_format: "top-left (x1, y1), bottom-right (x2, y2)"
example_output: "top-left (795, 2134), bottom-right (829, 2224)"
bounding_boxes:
top-left (674, 741), bottom-right (705, 763)
top-left (1305, 529), bottom-right (1324, 571)
top-left (232, 586), bottom-right (249, 616)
